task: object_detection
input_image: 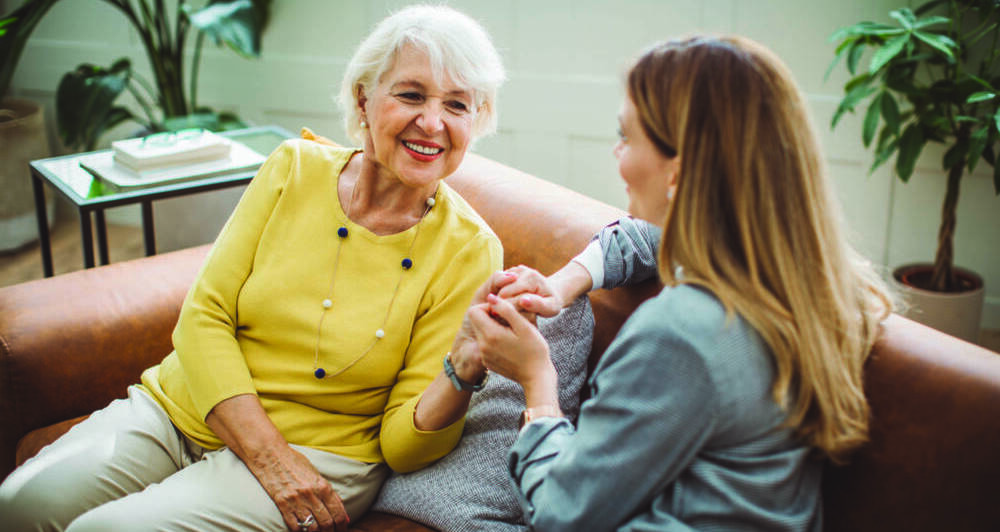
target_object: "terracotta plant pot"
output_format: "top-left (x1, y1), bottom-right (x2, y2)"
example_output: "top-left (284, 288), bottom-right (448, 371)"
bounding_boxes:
top-left (891, 263), bottom-right (985, 344)
top-left (0, 97), bottom-right (53, 251)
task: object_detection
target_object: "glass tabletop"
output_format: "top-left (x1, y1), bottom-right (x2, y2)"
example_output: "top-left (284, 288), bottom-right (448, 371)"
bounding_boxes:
top-left (31, 125), bottom-right (295, 208)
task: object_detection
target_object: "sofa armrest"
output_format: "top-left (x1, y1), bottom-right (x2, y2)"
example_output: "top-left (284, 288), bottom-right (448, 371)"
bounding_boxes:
top-left (0, 244), bottom-right (209, 478)
top-left (823, 314), bottom-right (1000, 532)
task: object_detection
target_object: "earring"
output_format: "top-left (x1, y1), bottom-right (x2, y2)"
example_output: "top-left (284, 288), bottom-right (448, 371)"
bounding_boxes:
top-left (360, 119), bottom-right (368, 129)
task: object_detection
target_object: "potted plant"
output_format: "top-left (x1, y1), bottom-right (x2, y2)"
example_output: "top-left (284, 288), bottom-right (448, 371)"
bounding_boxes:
top-left (1, 0), bottom-right (270, 251)
top-left (1, 0), bottom-right (271, 151)
top-left (0, 0), bottom-right (60, 251)
top-left (828, 0), bottom-right (999, 342)
top-left (52, 0), bottom-right (272, 151)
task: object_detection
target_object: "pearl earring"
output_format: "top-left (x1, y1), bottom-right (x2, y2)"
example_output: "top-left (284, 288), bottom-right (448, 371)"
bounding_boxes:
top-left (360, 120), bottom-right (367, 129)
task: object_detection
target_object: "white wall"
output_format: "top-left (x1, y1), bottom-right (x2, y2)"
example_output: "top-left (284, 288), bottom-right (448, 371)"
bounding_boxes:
top-left (8, 0), bottom-right (999, 329)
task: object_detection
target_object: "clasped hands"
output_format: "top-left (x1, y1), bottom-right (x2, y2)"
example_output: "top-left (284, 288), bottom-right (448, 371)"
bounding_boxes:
top-left (450, 266), bottom-right (565, 402)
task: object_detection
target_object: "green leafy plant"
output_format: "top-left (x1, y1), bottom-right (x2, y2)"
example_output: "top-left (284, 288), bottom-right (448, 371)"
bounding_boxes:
top-left (0, 0), bottom-right (60, 105)
top-left (828, 0), bottom-right (1000, 292)
top-left (0, 0), bottom-right (271, 148)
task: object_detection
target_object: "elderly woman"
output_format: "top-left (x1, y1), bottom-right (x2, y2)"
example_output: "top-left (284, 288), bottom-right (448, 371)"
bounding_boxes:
top-left (469, 35), bottom-right (893, 531)
top-left (0, 5), bottom-right (503, 532)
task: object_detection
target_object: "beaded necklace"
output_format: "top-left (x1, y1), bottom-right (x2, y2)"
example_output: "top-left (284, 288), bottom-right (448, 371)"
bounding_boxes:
top-left (311, 175), bottom-right (436, 379)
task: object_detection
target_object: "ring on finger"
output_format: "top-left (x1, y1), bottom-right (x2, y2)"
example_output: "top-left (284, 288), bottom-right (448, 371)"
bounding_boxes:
top-left (297, 514), bottom-right (315, 530)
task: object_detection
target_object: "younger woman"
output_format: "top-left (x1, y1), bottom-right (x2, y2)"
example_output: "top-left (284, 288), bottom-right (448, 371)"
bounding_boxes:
top-left (468, 35), bottom-right (893, 531)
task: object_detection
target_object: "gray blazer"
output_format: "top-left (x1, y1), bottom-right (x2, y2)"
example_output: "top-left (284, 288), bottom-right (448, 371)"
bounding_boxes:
top-left (508, 217), bottom-right (822, 531)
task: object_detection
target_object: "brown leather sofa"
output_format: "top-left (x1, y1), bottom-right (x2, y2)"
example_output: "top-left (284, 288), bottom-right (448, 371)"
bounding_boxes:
top-left (2, 152), bottom-right (1000, 532)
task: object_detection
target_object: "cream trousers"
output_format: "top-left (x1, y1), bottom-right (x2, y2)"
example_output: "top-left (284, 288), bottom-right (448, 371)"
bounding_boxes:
top-left (0, 386), bottom-right (387, 532)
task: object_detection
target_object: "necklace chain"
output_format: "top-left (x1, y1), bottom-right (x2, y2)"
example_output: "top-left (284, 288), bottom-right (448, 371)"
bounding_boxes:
top-left (311, 175), bottom-right (435, 379)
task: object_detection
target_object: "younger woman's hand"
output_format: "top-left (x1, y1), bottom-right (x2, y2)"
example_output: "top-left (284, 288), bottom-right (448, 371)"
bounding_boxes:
top-left (495, 265), bottom-right (565, 319)
top-left (468, 294), bottom-right (557, 404)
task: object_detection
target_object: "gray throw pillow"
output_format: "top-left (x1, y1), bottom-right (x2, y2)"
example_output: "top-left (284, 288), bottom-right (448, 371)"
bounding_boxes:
top-left (371, 296), bottom-right (594, 532)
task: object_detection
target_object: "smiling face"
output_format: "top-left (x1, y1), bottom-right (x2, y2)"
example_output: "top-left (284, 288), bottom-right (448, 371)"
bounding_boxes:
top-left (358, 44), bottom-right (476, 191)
top-left (613, 95), bottom-right (679, 224)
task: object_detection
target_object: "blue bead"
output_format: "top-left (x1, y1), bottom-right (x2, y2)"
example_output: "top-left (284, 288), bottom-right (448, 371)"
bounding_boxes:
top-left (337, 227), bottom-right (348, 238)
top-left (314, 368), bottom-right (326, 379)
top-left (401, 258), bottom-right (413, 270)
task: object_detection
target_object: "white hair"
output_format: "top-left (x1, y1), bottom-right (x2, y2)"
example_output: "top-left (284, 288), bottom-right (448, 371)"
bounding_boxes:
top-left (337, 4), bottom-right (505, 144)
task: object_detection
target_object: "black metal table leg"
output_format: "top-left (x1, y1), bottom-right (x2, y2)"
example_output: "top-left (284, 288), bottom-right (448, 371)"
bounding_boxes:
top-left (141, 200), bottom-right (156, 256)
top-left (95, 209), bottom-right (110, 265)
top-left (30, 172), bottom-right (54, 277)
top-left (80, 209), bottom-right (95, 268)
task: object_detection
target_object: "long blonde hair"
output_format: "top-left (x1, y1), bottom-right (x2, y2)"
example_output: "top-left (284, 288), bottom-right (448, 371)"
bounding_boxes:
top-left (628, 35), bottom-right (892, 463)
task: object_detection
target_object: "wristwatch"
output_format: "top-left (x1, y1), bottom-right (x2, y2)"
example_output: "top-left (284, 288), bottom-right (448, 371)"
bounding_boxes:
top-left (443, 352), bottom-right (489, 392)
top-left (519, 405), bottom-right (563, 428)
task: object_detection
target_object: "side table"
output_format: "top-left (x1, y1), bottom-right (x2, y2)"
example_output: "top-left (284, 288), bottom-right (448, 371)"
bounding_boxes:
top-left (29, 125), bottom-right (294, 277)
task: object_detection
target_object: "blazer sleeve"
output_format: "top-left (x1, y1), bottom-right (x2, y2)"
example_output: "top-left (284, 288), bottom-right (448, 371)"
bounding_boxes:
top-left (596, 216), bottom-right (661, 289)
top-left (507, 301), bottom-right (718, 531)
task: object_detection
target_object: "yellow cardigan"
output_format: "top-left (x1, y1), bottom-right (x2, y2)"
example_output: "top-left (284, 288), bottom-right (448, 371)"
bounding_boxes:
top-left (140, 140), bottom-right (502, 472)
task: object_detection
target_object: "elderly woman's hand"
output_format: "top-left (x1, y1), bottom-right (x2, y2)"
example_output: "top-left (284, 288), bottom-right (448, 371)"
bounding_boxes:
top-left (206, 395), bottom-right (350, 532)
top-left (446, 270), bottom-right (521, 383)
top-left (468, 294), bottom-right (558, 406)
top-left (253, 444), bottom-right (350, 532)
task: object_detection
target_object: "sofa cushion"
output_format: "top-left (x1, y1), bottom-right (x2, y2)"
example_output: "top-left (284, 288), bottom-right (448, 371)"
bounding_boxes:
top-left (371, 296), bottom-right (593, 531)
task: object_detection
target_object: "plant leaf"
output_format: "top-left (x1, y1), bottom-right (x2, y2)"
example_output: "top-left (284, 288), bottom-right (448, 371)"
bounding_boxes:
top-left (913, 30), bottom-right (957, 61)
top-left (832, 83), bottom-right (878, 129)
top-left (825, 38), bottom-right (857, 80)
top-left (0, 0), bottom-right (61, 101)
top-left (56, 59), bottom-right (133, 149)
top-left (890, 8), bottom-right (916, 30)
top-left (843, 72), bottom-right (873, 93)
top-left (965, 73), bottom-right (995, 91)
top-left (895, 123), bottom-right (925, 181)
top-left (869, 34), bottom-right (911, 74)
top-left (913, 15), bottom-right (951, 29)
top-left (983, 125), bottom-right (997, 166)
top-left (831, 21), bottom-right (905, 41)
top-left (880, 91), bottom-right (901, 134)
top-left (847, 41), bottom-right (866, 75)
top-left (967, 91), bottom-right (996, 103)
top-left (995, 109), bottom-right (1000, 133)
top-left (863, 93), bottom-right (883, 147)
top-left (825, 38), bottom-right (855, 80)
top-left (968, 127), bottom-right (989, 173)
top-left (870, 127), bottom-right (899, 174)
top-left (187, 0), bottom-right (263, 58)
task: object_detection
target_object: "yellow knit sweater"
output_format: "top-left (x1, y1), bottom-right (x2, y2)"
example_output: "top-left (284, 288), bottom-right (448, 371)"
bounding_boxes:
top-left (141, 140), bottom-right (502, 472)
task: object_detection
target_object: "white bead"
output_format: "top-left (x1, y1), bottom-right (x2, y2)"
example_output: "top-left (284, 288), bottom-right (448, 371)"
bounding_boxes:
top-left (322, 299), bottom-right (332, 309)
top-left (375, 329), bottom-right (385, 339)
top-left (426, 197), bottom-right (435, 207)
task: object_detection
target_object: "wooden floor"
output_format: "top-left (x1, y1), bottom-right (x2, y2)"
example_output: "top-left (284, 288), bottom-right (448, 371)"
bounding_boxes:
top-left (0, 215), bottom-right (145, 287)
top-left (1, 215), bottom-right (998, 353)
